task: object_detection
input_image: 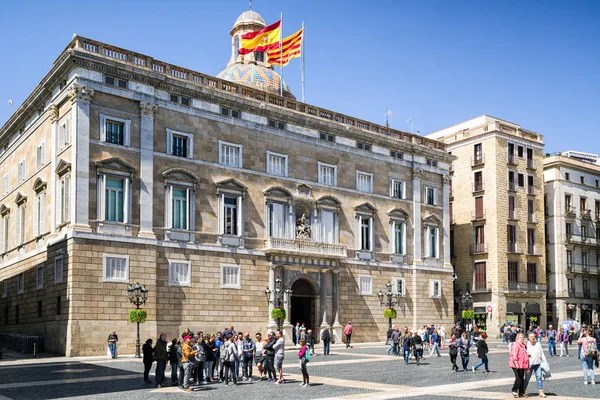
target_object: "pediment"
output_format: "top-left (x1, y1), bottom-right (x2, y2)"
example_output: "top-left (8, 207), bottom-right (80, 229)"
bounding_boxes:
top-left (423, 213), bottom-right (442, 225)
top-left (56, 159), bottom-right (71, 177)
top-left (388, 207), bottom-right (409, 219)
top-left (33, 178), bottom-right (47, 193)
top-left (295, 183), bottom-right (312, 198)
top-left (15, 192), bottom-right (27, 205)
top-left (162, 167), bottom-right (198, 183)
top-left (263, 186), bottom-right (292, 199)
top-left (354, 202), bottom-right (377, 213)
top-left (215, 178), bottom-right (247, 192)
top-left (95, 157), bottom-right (136, 173)
top-left (316, 195), bottom-right (341, 207)
top-left (0, 204), bottom-right (9, 215)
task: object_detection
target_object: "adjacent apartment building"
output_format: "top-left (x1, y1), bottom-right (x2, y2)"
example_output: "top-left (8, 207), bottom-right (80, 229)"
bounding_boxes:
top-left (427, 115), bottom-right (545, 336)
top-left (544, 151), bottom-right (600, 325)
top-left (0, 10), bottom-right (454, 355)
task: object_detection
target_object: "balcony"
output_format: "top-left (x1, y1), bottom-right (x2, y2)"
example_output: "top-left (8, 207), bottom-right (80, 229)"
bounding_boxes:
top-left (567, 262), bottom-right (599, 275)
top-left (508, 209), bottom-right (518, 220)
top-left (471, 210), bottom-right (486, 221)
top-left (471, 155), bottom-right (485, 167)
top-left (527, 159), bottom-right (535, 170)
top-left (506, 281), bottom-right (547, 293)
top-left (581, 209), bottom-right (592, 220)
top-left (527, 245), bottom-right (541, 256)
top-left (470, 243), bottom-right (488, 255)
top-left (508, 181), bottom-right (517, 192)
top-left (584, 290), bottom-right (591, 299)
top-left (473, 182), bottom-right (485, 193)
top-left (508, 154), bottom-right (517, 165)
top-left (472, 283), bottom-right (490, 293)
top-left (565, 206), bottom-right (576, 218)
top-left (507, 242), bottom-right (519, 253)
top-left (264, 237), bottom-right (347, 258)
top-left (568, 289), bottom-right (576, 297)
top-left (566, 234), bottom-right (599, 247)
top-left (527, 186), bottom-right (535, 195)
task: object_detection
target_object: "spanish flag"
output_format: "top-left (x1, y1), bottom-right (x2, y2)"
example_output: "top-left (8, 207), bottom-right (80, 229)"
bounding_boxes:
top-left (238, 20), bottom-right (282, 55)
top-left (267, 28), bottom-right (303, 66)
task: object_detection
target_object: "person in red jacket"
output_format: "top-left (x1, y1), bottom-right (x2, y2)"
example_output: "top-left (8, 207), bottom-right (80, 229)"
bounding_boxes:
top-left (344, 322), bottom-right (353, 348)
top-left (509, 333), bottom-right (529, 398)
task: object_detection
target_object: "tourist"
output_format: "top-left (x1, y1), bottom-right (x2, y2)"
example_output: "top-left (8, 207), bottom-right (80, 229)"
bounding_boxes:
top-left (223, 335), bottom-right (238, 386)
top-left (509, 333), bottom-right (529, 398)
top-left (168, 339), bottom-right (180, 386)
top-left (546, 324), bottom-right (557, 357)
top-left (214, 332), bottom-right (223, 379)
top-left (344, 322), bottom-right (353, 348)
top-left (391, 326), bottom-right (401, 356)
top-left (235, 333), bottom-right (243, 380)
top-left (142, 338), bottom-right (154, 384)
top-left (458, 332), bottom-right (472, 371)
top-left (448, 334), bottom-right (459, 372)
top-left (241, 332), bottom-right (255, 381)
top-left (181, 328), bottom-right (192, 339)
top-left (205, 334), bottom-right (216, 382)
top-left (525, 332), bottom-right (547, 398)
top-left (439, 324), bottom-right (447, 348)
top-left (558, 327), bottom-right (569, 357)
top-left (577, 327), bottom-right (597, 384)
top-left (568, 325), bottom-right (576, 345)
top-left (306, 329), bottom-right (315, 355)
top-left (298, 339), bottom-right (310, 387)
top-left (192, 333), bottom-right (206, 385)
top-left (180, 337), bottom-right (197, 391)
top-left (274, 330), bottom-right (286, 384)
top-left (294, 323), bottom-right (301, 346)
top-left (535, 326), bottom-right (544, 343)
top-left (264, 332), bottom-right (277, 382)
top-left (412, 329), bottom-right (423, 365)
top-left (472, 333), bottom-right (490, 373)
top-left (321, 327), bottom-right (331, 356)
top-left (300, 327), bottom-right (307, 343)
top-left (594, 323), bottom-right (600, 352)
top-left (154, 333), bottom-right (168, 388)
top-left (255, 333), bottom-right (266, 380)
top-left (107, 331), bottom-right (118, 359)
top-left (429, 329), bottom-right (441, 357)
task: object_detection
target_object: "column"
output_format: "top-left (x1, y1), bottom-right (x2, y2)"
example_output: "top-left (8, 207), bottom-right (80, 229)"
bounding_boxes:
top-left (442, 175), bottom-right (452, 268)
top-left (267, 266), bottom-right (277, 332)
top-left (281, 267), bottom-right (293, 340)
top-left (69, 84), bottom-right (94, 232)
top-left (412, 168), bottom-right (423, 265)
top-left (138, 101), bottom-right (158, 239)
top-left (319, 270), bottom-right (330, 337)
top-left (331, 270), bottom-right (343, 343)
top-left (49, 105), bottom-right (58, 234)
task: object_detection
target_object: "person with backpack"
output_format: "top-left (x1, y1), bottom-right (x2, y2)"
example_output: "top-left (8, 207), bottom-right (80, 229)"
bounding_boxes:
top-left (321, 327), bottom-right (331, 356)
top-left (458, 332), bottom-right (472, 371)
top-left (448, 334), bottom-right (459, 372)
top-left (472, 333), bottom-right (490, 373)
top-left (298, 339), bottom-right (311, 387)
top-left (222, 335), bottom-right (239, 386)
top-left (577, 327), bottom-right (597, 384)
top-left (168, 339), bottom-right (180, 386)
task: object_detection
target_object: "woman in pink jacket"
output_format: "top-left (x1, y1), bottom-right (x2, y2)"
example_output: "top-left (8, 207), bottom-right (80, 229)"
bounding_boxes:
top-left (509, 333), bottom-right (529, 398)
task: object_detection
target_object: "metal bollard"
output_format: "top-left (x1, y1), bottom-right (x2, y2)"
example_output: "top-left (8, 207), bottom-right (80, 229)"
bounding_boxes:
top-left (33, 342), bottom-right (36, 357)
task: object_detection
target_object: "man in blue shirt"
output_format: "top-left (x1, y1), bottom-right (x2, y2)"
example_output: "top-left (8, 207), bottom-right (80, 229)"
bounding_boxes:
top-left (546, 325), bottom-right (557, 356)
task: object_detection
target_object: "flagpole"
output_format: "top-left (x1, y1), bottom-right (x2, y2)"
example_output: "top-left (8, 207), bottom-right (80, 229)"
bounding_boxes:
top-left (301, 21), bottom-right (305, 103)
top-left (279, 12), bottom-right (283, 97)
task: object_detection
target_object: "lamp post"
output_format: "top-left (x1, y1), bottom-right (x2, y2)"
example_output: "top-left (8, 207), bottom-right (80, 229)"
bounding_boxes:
top-left (265, 277), bottom-right (292, 332)
top-left (127, 282), bottom-right (148, 358)
top-left (461, 290), bottom-right (473, 332)
top-left (378, 281), bottom-right (402, 344)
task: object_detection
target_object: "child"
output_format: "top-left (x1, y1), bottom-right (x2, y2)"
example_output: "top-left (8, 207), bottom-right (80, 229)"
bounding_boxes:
top-left (298, 339), bottom-right (310, 387)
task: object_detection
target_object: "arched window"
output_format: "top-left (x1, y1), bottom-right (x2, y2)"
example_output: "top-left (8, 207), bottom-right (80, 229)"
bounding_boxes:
top-left (234, 36), bottom-right (240, 56)
top-left (255, 51), bottom-right (265, 62)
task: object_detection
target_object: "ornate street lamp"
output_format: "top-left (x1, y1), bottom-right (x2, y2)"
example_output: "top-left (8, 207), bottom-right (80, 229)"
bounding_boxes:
top-left (461, 290), bottom-right (473, 331)
top-left (378, 281), bottom-right (402, 344)
top-left (265, 277), bottom-right (292, 331)
top-left (127, 282), bottom-right (148, 358)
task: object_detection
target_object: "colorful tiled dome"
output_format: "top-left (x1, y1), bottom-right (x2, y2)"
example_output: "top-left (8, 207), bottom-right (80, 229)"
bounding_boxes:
top-left (217, 64), bottom-right (295, 99)
top-left (233, 10), bottom-right (265, 30)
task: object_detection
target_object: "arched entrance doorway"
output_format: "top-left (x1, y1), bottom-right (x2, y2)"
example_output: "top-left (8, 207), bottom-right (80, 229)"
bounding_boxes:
top-left (290, 279), bottom-right (316, 341)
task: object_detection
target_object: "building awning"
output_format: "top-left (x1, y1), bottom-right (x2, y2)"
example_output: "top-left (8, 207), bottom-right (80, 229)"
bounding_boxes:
top-left (507, 302), bottom-right (522, 314)
top-left (525, 303), bottom-right (541, 314)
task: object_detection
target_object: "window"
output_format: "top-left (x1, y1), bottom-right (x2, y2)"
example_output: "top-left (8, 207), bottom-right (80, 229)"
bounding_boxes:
top-left (2, 279), bottom-right (6, 298)
top-left (565, 223), bottom-right (572, 238)
top-left (582, 225), bottom-right (588, 240)
top-left (527, 175), bottom-right (535, 194)
top-left (357, 142), bottom-right (371, 151)
top-left (596, 180), bottom-right (599, 188)
top-left (103, 254), bottom-right (129, 283)
top-left (54, 255), bottom-right (64, 284)
top-left (33, 192), bottom-right (46, 237)
top-left (580, 197), bottom-right (587, 213)
top-left (105, 75), bottom-right (128, 89)
top-left (267, 202), bottom-right (287, 238)
top-left (266, 151), bottom-right (288, 177)
top-left (507, 225), bottom-right (518, 252)
top-left (57, 174), bottom-right (70, 225)
top-left (568, 278), bottom-right (573, 293)
top-left (0, 214), bottom-right (9, 254)
top-left (527, 199), bottom-right (535, 221)
top-left (429, 280), bottom-right (441, 298)
top-left (508, 195), bottom-right (516, 219)
top-left (37, 301), bottom-right (43, 318)
top-left (56, 296), bottom-right (62, 315)
top-left (36, 143), bottom-right (46, 169)
top-left (356, 171), bottom-right (373, 193)
top-left (390, 179), bottom-right (405, 199)
top-left (526, 148), bottom-right (534, 168)
top-left (517, 146), bottom-right (524, 158)
top-left (17, 273), bottom-right (24, 294)
top-left (319, 132), bottom-right (335, 142)
top-left (474, 262), bottom-right (486, 290)
top-left (526, 262), bottom-right (537, 284)
top-left (104, 178), bottom-right (125, 222)
top-left (565, 172), bottom-right (570, 181)
top-left (390, 150), bottom-right (403, 160)
top-left (255, 51), bottom-right (265, 62)
top-left (100, 115), bottom-right (131, 146)
top-left (36, 265), bottom-right (44, 289)
top-left (425, 187), bottom-right (436, 205)
top-left (426, 159), bottom-right (438, 167)
top-left (223, 196), bottom-right (240, 236)
top-left (392, 277), bottom-right (405, 296)
top-left (508, 170), bottom-right (516, 190)
top-left (219, 141), bottom-right (242, 168)
top-left (392, 220), bottom-right (405, 254)
top-left (58, 119), bottom-right (71, 149)
top-left (320, 209), bottom-right (338, 244)
top-left (168, 260), bottom-right (191, 286)
top-left (17, 159), bottom-right (27, 183)
top-left (166, 129), bottom-right (193, 158)
top-left (566, 250), bottom-right (573, 267)
top-left (473, 171), bottom-right (483, 191)
top-left (170, 94), bottom-right (190, 106)
top-left (2, 174), bottom-right (7, 195)
top-left (234, 36), bottom-right (240, 56)
top-left (517, 173), bottom-right (524, 187)
top-left (473, 225), bottom-right (485, 253)
top-left (473, 143), bottom-right (483, 164)
top-left (166, 187), bottom-right (193, 231)
top-left (358, 275), bottom-right (372, 295)
top-left (425, 226), bottom-right (439, 258)
top-left (508, 143), bottom-right (515, 163)
top-left (527, 228), bottom-right (536, 254)
top-left (221, 264), bottom-right (241, 289)
top-left (582, 252), bottom-right (588, 267)
top-left (220, 107), bottom-right (241, 119)
top-left (565, 194), bottom-right (572, 210)
top-left (581, 176), bottom-right (585, 185)
top-left (318, 162), bottom-right (337, 186)
top-left (508, 261), bottom-right (519, 283)
top-left (15, 204), bottom-right (25, 246)
top-left (268, 119), bottom-right (285, 130)
top-left (358, 215), bottom-right (373, 251)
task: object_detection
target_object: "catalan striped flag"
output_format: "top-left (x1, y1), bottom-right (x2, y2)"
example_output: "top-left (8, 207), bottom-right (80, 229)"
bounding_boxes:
top-left (267, 27), bottom-right (303, 66)
top-left (238, 20), bottom-right (282, 55)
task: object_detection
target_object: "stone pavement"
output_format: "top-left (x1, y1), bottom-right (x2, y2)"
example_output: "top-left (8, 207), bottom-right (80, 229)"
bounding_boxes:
top-left (0, 342), bottom-right (598, 399)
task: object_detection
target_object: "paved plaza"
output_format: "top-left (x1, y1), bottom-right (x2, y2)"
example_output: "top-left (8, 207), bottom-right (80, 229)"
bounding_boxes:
top-left (0, 341), bottom-right (598, 399)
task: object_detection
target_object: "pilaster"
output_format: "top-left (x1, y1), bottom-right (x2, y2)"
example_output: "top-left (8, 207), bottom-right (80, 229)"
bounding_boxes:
top-left (412, 168), bottom-right (423, 265)
top-left (49, 104), bottom-right (59, 235)
top-left (319, 270), bottom-right (330, 337)
top-left (138, 101), bottom-right (158, 239)
top-left (331, 270), bottom-right (342, 343)
top-left (442, 174), bottom-right (452, 267)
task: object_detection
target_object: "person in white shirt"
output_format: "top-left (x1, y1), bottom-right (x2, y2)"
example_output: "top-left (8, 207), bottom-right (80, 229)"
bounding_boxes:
top-left (525, 332), bottom-right (547, 398)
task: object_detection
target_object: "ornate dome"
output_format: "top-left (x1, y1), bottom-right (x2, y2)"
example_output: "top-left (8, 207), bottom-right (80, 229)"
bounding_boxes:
top-left (232, 10), bottom-right (265, 30)
top-left (217, 64), bottom-right (295, 99)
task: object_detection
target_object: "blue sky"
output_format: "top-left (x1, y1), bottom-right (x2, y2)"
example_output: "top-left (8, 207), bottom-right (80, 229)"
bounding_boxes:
top-left (0, 0), bottom-right (598, 153)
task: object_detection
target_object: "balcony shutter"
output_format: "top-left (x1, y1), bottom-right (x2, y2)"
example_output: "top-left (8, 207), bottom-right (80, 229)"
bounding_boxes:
top-left (33, 197), bottom-right (39, 236)
top-left (475, 197), bottom-right (483, 218)
top-left (15, 208), bottom-right (21, 245)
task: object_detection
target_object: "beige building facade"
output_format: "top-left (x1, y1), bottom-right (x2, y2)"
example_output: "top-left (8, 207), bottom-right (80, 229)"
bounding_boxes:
top-left (427, 115), bottom-right (546, 337)
top-left (0, 11), bottom-right (454, 356)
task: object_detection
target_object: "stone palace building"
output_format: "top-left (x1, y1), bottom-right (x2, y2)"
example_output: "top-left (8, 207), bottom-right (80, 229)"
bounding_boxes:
top-left (0, 10), bottom-right (454, 355)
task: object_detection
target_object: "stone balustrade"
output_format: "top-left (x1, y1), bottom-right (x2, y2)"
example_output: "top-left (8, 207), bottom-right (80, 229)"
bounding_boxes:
top-left (264, 237), bottom-right (347, 258)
